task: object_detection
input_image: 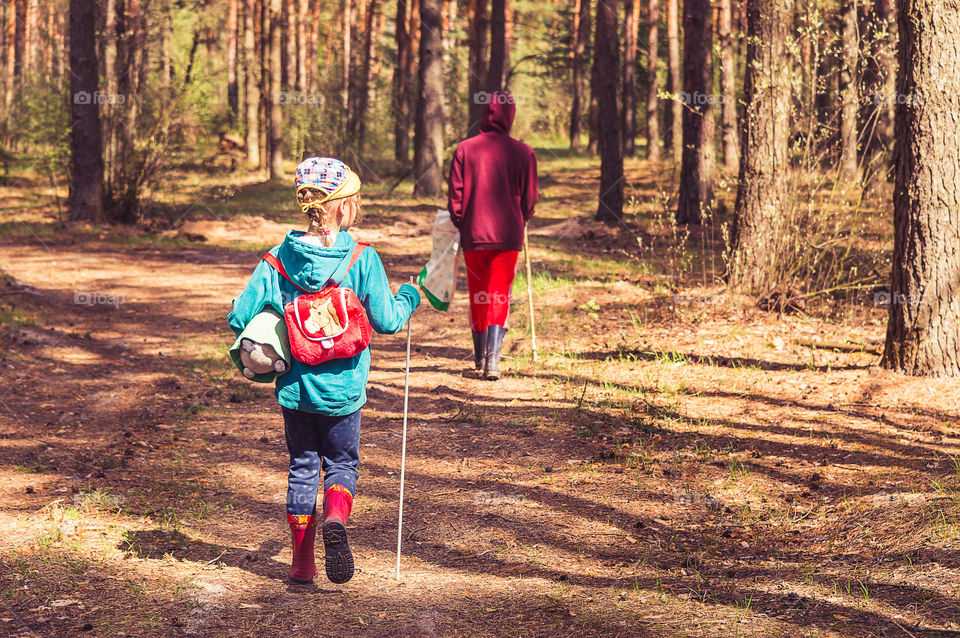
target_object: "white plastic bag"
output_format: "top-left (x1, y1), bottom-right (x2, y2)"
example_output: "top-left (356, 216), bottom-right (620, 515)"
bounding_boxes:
top-left (418, 209), bottom-right (461, 311)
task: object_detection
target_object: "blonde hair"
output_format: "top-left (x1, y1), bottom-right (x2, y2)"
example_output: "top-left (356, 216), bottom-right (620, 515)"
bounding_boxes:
top-left (297, 188), bottom-right (360, 247)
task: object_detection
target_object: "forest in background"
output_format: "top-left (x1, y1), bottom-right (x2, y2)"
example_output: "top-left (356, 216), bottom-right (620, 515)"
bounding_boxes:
top-left (2, 0), bottom-right (959, 378)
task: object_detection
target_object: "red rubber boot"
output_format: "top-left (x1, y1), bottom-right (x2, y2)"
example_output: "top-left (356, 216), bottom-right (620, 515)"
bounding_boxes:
top-left (287, 513), bottom-right (318, 583)
top-left (321, 486), bottom-right (355, 584)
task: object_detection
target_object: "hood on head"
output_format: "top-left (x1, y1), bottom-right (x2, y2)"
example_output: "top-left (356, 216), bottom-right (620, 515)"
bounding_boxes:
top-left (479, 92), bottom-right (516, 133)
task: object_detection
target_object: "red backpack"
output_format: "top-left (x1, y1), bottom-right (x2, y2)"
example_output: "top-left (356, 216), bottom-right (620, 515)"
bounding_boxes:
top-left (262, 243), bottom-right (373, 366)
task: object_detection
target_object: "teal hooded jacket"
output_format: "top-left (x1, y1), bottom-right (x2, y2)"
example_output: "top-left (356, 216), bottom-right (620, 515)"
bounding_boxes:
top-left (228, 230), bottom-right (420, 416)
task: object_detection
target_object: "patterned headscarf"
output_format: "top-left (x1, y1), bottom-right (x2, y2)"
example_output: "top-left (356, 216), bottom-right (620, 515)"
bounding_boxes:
top-left (294, 157), bottom-right (361, 215)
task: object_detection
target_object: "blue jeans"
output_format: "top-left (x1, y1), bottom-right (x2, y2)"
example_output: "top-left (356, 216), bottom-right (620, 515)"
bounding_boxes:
top-left (281, 407), bottom-right (361, 516)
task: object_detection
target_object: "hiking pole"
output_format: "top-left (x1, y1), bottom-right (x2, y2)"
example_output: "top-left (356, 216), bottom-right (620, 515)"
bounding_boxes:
top-left (395, 310), bottom-right (413, 580)
top-left (523, 227), bottom-right (539, 363)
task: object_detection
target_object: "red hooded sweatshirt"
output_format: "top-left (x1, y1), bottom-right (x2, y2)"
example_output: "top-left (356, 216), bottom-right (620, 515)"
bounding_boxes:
top-left (447, 93), bottom-right (539, 251)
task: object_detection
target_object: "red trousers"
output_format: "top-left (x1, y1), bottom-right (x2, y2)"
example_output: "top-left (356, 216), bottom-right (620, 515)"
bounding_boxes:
top-left (464, 249), bottom-right (519, 333)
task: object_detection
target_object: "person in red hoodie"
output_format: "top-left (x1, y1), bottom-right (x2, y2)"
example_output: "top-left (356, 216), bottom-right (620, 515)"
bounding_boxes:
top-left (448, 91), bottom-right (538, 380)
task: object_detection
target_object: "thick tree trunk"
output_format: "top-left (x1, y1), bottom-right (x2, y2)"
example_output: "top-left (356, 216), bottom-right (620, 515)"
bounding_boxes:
top-left (488, 0), bottom-right (505, 91)
top-left (622, 0), bottom-right (639, 156)
top-left (244, 0), bottom-right (261, 167)
top-left (393, 0), bottom-right (412, 163)
top-left (665, 0), bottom-right (681, 158)
top-left (718, 0), bottom-right (739, 172)
top-left (882, 0), bottom-right (960, 376)
top-left (413, 0), bottom-right (444, 196)
top-left (69, 0), bottom-right (104, 222)
top-left (676, 0), bottom-right (713, 225)
top-left (839, 0), bottom-right (859, 181)
top-left (269, 0), bottom-right (283, 178)
top-left (467, 0), bottom-right (488, 135)
top-left (594, 0), bottom-right (623, 222)
top-left (728, 0), bottom-right (791, 292)
top-left (227, 0), bottom-right (239, 126)
top-left (570, 0), bottom-right (590, 150)
top-left (644, 0), bottom-right (659, 161)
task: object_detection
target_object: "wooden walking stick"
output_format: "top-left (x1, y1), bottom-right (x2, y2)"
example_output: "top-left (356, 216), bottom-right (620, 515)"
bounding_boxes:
top-left (523, 227), bottom-right (538, 363)
top-left (395, 313), bottom-right (413, 580)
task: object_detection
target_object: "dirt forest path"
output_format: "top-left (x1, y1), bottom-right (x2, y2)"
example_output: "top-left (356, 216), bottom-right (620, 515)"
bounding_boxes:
top-left (3, 169), bottom-right (960, 637)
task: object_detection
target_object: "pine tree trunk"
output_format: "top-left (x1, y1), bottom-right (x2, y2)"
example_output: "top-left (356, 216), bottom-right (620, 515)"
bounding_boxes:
top-left (588, 91), bottom-right (599, 154)
top-left (644, 0), bottom-right (660, 161)
top-left (413, 0), bottom-right (444, 196)
top-left (718, 0), bottom-right (739, 172)
top-left (297, 0), bottom-right (307, 92)
top-left (860, 0), bottom-right (895, 156)
top-left (676, 0), bottom-right (713, 225)
top-left (269, 0), bottom-right (283, 178)
top-left (665, 0), bottom-right (681, 159)
top-left (393, 0), bottom-right (411, 163)
top-left (69, 0), bottom-right (104, 222)
top-left (43, 0), bottom-right (54, 78)
top-left (4, 0), bottom-right (16, 108)
top-left (244, 0), bottom-right (261, 167)
top-left (227, 0), bottom-right (239, 126)
top-left (570, 0), bottom-right (590, 150)
top-left (307, 0), bottom-right (320, 93)
top-left (260, 0), bottom-right (269, 169)
top-left (503, 0), bottom-right (514, 88)
top-left (839, 0), bottom-right (858, 181)
top-left (622, 0), bottom-right (639, 156)
top-left (728, 0), bottom-right (791, 292)
top-left (404, 0), bottom-right (420, 159)
top-left (882, 0), bottom-right (960, 376)
top-left (467, 0), bottom-right (488, 135)
top-left (488, 0), bottom-right (505, 91)
top-left (24, 0), bottom-right (36, 75)
top-left (594, 0), bottom-right (623, 222)
top-left (159, 5), bottom-right (171, 86)
top-left (355, 0), bottom-right (376, 156)
top-left (876, 0), bottom-right (896, 155)
top-left (342, 0), bottom-right (353, 128)
top-left (282, 0), bottom-right (294, 88)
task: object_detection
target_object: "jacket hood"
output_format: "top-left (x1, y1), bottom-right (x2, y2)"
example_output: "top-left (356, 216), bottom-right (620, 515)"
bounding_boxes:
top-left (275, 230), bottom-right (357, 291)
top-left (479, 92), bottom-right (516, 134)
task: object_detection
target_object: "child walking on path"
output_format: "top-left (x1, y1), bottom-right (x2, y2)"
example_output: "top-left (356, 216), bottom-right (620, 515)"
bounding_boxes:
top-left (447, 91), bottom-right (538, 379)
top-left (228, 158), bottom-right (420, 584)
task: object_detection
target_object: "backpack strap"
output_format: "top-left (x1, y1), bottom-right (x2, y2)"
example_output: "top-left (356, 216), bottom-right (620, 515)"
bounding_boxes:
top-left (261, 242), bottom-right (370, 293)
top-left (334, 242), bottom-right (369, 287)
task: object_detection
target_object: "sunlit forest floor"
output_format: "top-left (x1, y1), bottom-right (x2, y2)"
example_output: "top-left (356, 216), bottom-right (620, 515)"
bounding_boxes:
top-left (1, 148), bottom-right (960, 637)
